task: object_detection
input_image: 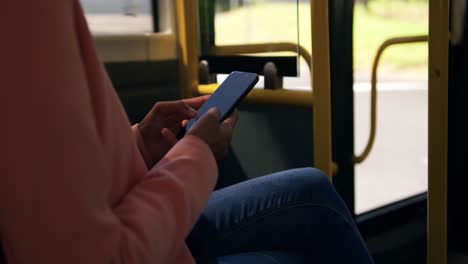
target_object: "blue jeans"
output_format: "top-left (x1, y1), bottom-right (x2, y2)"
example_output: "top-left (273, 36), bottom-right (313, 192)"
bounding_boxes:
top-left (187, 168), bottom-right (374, 264)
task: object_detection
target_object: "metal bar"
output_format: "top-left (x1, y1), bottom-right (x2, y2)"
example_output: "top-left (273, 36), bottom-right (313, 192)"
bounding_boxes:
top-left (198, 0), bottom-right (215, 55)
top-left (211, 43), bottom-right (313, 73)
top-left (198, 84), bottom-right (314, 107)
top-left (328, 0), bottom-right (355, 213)
top-left (200, 55), bottom-right (298, 76)
top-left (151, 0), bottom-right (159, 32)
top-left (353, 35), bottom-right (429, 164)
top-left (176, 0), bottom-right (199, 98)
top-left (311, 0), bottom-right (333, 178)
top-left (428, 0), bottom-right (450, 263)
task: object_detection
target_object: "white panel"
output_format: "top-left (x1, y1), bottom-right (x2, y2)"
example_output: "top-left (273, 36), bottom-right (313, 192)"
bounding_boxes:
top-left (148, 33), bottom-right (177, 61)
top-left (94, 34), bottom-right (149, 62)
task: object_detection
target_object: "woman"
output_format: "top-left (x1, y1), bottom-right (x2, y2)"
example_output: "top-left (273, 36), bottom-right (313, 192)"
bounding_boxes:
top-left (0, 1), bottom-right (374, 263)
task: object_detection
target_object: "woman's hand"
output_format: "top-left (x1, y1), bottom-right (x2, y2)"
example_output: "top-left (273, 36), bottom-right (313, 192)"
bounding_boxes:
top-left (187, 108), bottom-right (239, 160)
top-left (138, 96), bottom-right (209, 165)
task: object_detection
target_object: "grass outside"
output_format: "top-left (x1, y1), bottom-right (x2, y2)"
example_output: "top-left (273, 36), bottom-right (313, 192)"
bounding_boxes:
top-left (215, 0), bottom-right (428, 80)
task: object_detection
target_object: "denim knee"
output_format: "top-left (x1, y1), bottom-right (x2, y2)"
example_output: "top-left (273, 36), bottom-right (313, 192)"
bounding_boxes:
top-left (287, 167), bottom-right (333, 195)
top-left (292, 167), bottom-right (330, 184)
top-left (286, 167), bottom-right (349, 214)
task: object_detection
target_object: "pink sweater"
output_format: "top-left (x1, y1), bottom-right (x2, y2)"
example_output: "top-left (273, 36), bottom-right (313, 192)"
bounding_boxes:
top-left (0, 1), bottom-right (217, 263)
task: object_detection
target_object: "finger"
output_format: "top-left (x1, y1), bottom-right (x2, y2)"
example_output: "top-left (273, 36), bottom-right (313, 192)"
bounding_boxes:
top-left (161, 128), bottom-right (178, 146)
top-left (183, 95), bottom-right (210, 110)
top-left (181, 119), bottom-right (188, 127)
top-left (175, 101), bottom-right (198, 118)
top-left (157, 101), bottom-right (198, 119)
top-left (164, 116), bottom-right (184, 135)
top-left (222, 110), bottom-right (239, 129)
top-left (220, 121), bottom-right (233, 140)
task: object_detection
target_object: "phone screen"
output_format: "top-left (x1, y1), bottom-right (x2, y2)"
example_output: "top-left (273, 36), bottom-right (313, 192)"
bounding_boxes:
top-left (181, 71), bottom-right (259, 137)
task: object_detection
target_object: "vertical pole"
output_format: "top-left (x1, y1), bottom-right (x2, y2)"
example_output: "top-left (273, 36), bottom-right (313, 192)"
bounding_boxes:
top-left (151, 0), bottom-right (159, 32)
top-left (311, 0), bottom-right (333, 178)
top-left (428, 0), bottom-right (449, 263)
top-left (199, 0), bottom-right (216, 56)
top-left (176, 0), bottom-right (199, 98)
top-left (329, 0), bottom-right (356, 213)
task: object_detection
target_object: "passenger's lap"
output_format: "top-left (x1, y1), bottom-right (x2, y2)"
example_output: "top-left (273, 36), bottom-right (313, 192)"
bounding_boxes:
top-left (187, 168), bottom-right (374, 264)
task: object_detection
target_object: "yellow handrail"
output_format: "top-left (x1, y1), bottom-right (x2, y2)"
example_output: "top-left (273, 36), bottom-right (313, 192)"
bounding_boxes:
top-left (428, 0), bottom-right (449, 263)
top-left (353, 35), bottom-right (429, 164)
top-left (198, 84), bottom-right (314, 106)
top-left (175, 0), bottom-right (199, 98)
top-left (311, 0), bottom-right (333, 178)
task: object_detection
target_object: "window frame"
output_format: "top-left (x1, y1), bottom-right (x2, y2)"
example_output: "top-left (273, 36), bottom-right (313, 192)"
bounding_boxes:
top-left (151, 0), bottom-right (159, 32)
top-left (197, 0), bottom-right (300, 78)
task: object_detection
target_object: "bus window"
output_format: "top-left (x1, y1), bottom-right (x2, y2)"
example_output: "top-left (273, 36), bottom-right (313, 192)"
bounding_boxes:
top-left (79, 0), bottom-right (155, 34)
top-left (198, 0), bottom-right (305, 89)
top-left (212, 0), bottom-right (301, 47)
top-left (353, 1), bottom-right (429, 214)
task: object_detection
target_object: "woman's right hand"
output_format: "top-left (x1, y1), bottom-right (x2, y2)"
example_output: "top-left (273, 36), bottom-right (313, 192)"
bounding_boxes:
top-left (187, 108), bottom-right (239, 160)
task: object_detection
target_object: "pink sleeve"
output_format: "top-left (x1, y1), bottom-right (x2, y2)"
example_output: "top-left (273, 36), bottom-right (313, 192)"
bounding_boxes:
top-left (115, 136), bottom-right (218, 262)
top-left (0, 1), bottom-right (217, 263)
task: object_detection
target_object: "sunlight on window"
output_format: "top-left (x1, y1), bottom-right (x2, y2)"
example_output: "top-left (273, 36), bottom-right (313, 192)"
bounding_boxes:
top-left (354, 0), bottom-right (429, 214)
top-left (214, 0), bottom-right (302, 46)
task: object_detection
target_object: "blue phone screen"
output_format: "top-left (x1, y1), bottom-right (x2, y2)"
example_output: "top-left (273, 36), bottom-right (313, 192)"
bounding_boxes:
top-left (185, 71), bottom-right (259, 132)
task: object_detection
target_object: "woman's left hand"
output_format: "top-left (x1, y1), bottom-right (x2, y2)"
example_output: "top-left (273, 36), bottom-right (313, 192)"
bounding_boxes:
top-left (138, 95), bottom-right (210, 165)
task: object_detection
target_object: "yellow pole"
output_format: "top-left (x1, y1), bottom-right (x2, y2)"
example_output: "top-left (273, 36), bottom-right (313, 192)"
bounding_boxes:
top-left (311, 0), bottom-right (333, 178)
top-left (176, 0), bottom-right (199, 98)
top-left (428, 0), bottom-right (449, 263)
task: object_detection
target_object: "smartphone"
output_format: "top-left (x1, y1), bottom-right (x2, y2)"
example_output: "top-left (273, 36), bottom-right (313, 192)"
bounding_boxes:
top-left (178, 71), bottom-right (259, 138)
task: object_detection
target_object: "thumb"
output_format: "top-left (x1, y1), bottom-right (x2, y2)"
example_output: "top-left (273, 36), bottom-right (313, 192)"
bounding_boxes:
top-left (206, 107), bottom-right (221, 120)
top-left (198, 107), bottom-right (221, 124)
top-left (197, 107), bottom-right (221, 124)
top-left (188, 107), bottom-right (220, 134)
